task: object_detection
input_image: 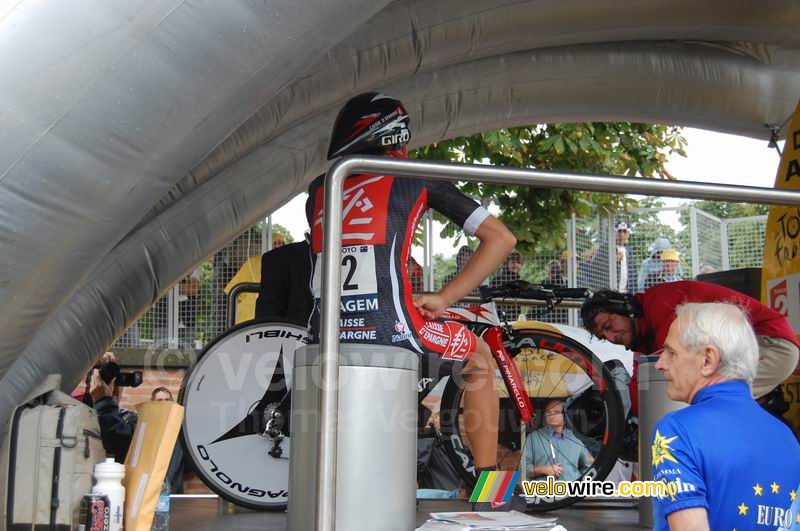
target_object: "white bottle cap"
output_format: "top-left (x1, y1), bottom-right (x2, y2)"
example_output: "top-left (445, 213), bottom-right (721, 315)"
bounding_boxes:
top-left (94, 457), bottom-right (125, 479)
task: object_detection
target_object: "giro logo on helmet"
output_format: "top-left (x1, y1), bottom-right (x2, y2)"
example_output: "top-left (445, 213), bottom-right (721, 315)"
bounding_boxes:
top-left (381, 129), bottom-right (410, 146)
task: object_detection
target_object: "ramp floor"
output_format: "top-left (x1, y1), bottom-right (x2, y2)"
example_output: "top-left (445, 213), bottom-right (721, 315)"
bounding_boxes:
top-left (169, 496), bottom-right (644, 530)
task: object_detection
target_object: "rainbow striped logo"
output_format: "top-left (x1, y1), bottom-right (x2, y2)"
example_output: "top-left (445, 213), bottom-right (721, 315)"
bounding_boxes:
top-left (469, 471), bottom-right (521, 503)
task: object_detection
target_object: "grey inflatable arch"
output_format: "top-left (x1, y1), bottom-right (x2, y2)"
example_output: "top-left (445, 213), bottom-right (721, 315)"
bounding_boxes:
top-left (1, 0), bottom-right (799, 432)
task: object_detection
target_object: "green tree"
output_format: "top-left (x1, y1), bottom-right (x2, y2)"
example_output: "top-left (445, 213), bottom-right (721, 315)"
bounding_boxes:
top-left (682, 201), bottom-right (769, 220)
top-left (411, 122), bottom-right (686, 254)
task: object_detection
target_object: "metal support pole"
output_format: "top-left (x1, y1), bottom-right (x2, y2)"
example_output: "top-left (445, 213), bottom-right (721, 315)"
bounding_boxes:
top-left (425, 211), bottom-right (434, 291)
top-left (316, 155), bottom-right (800, 531)
top-left (168, 286), bottom-right (178, 349)
top-left (689, 206), bottom-right (700, 277)
top-left (266, 215), bottom-right (273, 252)
top-left (567, 214), bottom-right (577, 326)
top-left (721, 220), bottom-right (731, 271)
top-left (316, 163), bottom-right (346, 531)
top-left (607, 213), bottom-right (617, 290)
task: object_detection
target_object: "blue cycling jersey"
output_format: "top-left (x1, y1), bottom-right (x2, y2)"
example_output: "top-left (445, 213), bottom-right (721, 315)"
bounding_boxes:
top-left (651, 380), bottom-right (800, 530)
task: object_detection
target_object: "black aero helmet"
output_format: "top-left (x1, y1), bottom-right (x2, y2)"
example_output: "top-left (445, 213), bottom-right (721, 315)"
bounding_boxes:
top-left (327, 92), bottom-right (410, 160)
top-left (580, 289), bottom-right (642, 337)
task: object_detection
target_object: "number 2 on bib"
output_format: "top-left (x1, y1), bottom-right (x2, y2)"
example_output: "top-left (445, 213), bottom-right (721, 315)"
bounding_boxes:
top-left (312, 245), bottom-right (379, 313)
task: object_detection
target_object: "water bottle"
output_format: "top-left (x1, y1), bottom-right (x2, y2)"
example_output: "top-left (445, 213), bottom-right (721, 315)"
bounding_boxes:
top-left (92, 458), bottom-right (125, 531)
top-left (152, 482), bottom-right (170, 531)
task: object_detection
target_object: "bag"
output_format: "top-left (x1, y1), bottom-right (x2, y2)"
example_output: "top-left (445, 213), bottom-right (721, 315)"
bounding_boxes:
top-left (0, 374), bottom-right (106, 530)
top-left (123, 401), bottom-right (183, 531)
top-left (417, 426), bottom-right (462, 492)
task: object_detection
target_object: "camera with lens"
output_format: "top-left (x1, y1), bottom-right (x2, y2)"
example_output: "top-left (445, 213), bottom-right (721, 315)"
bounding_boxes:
top-left (87, 361), bottom-right (143, 388)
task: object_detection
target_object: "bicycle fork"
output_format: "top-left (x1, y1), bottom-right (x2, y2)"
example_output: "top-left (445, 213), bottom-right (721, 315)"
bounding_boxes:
top-left (483, 327), bottom-right (534, 424)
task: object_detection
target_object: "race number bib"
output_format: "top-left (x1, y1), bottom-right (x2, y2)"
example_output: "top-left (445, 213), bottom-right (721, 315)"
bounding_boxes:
top-left (312, 245), bottom-right (378, 313)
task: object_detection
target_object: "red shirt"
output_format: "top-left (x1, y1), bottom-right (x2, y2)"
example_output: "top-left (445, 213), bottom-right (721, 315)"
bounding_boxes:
top-left (633, 280), bottom-right (799, 353)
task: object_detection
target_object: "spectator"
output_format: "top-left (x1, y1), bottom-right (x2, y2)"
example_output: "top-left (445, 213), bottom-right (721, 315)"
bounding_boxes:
top-left (150, 386), bottom-right (185, 493)
top-left (614, 221), bottom-right (636, 293)
top-left (540, 259), bottom-right (569, 324)
top-left (586, 221), bottom-right (636, 293)
top-left (89, 353), bottom-right (137, 462)
top-left (637, 237), bottom-right (685, 292)
top-left (254, 238), bottom-right (313, 324)
top-left (560, 250), bottom-right (578, 284)
top-left (580, 280), bottom-right (800, 399)
top-left (650, 303), bottom-right (800, 530)
top-left (642, 248), bottom-right (682, 289)
top-left (408, 256), bottom-right (425, 293)
top-left (541, 259), bottom-right (567, 287)
top-left (492, 250), bottom-right (524, 320)
top-left (492, 250), bottom-right (523, 287)
top-left (697, 263), bottom-right (717, 276)
top-left (271, 234), bottom-right (286, 249)
top-left (524, 399), bottom-right (592, 482)
top-left (442, 246), bottom-right (474, 286)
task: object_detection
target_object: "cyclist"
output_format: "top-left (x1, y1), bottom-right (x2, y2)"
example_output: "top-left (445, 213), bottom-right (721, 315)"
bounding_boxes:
top-left (580, 280), bottom-right (800, 400)
top-left (306, 92), bottom-right (521, 510)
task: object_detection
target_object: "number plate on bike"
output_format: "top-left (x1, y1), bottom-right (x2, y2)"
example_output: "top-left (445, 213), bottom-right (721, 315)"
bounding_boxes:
top-left (312, 245), bottom-right (378, 313)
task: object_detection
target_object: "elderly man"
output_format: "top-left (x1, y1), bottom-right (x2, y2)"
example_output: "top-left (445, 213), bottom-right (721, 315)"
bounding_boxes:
top-left (524, 399), bottom-right (592, 482)
top-left (580, 280), bottom-right (800, 399)
top-left (650, 303), bottom-right (800, 531)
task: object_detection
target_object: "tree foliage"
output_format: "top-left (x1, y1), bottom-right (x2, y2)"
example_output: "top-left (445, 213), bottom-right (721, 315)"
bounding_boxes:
top-left (679, 200), bottom-right (769, 220)
top-left (411, 123), bottom-right (686, 253)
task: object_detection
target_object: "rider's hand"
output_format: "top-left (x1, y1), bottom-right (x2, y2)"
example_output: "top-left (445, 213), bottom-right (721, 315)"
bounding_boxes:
top-left (550, 463), bottom-right (563, 478)
top-left (90, 369), bottom-right (115, 403)
top-left (412, 292), bottom-right (449, 320)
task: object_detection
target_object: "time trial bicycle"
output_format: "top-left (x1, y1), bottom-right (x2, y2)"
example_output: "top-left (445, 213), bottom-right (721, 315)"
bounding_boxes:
top-left (178, 280), bottom-right (626, 512)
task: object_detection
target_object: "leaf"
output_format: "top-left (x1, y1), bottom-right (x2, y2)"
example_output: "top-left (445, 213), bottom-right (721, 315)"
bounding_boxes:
top-left (410, 121), bottom-right (686, 250)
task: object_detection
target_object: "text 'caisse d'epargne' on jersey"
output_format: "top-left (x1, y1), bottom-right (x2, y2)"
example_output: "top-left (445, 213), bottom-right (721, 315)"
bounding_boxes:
top-left (305, 173), bottom-right (489, 356)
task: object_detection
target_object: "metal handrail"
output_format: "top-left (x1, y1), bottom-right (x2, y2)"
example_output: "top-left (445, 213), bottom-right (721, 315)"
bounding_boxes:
top-left (226, 282), bottom-right (261, 327)
top-left (316, 155), bottom-right (800, 531)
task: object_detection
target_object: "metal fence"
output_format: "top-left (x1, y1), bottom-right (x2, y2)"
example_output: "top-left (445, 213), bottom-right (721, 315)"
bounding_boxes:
top-left (113, 202), bottom-right (769, 351)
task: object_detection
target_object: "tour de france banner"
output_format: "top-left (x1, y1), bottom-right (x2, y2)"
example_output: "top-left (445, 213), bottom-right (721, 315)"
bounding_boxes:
top-left (761, 99), bottom-right (800, 436)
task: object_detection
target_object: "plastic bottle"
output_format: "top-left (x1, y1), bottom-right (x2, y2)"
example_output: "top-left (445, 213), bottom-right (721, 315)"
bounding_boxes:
top-left (92, 458), bottom-right (125, 531)
top-left (152, 482), bottom-right (170, 531)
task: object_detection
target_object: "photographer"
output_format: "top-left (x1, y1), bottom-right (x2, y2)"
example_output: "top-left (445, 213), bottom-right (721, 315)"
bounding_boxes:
top-left (88, 352), bottom-right (138, 462)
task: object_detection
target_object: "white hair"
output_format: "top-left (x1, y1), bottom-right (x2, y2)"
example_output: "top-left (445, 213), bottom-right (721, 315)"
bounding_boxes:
top-left (674, 302), bottom-right (758, 383)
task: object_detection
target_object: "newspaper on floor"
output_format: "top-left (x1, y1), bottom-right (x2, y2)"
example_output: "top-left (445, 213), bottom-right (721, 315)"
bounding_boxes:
top-left (416, 524), bottom-right (567, 531)
top-left (416, 510), bottom-right (559, 530)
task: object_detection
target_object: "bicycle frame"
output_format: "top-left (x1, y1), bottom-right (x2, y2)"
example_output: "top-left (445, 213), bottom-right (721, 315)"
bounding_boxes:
top-left (441, 302), bottom-right (535, 424)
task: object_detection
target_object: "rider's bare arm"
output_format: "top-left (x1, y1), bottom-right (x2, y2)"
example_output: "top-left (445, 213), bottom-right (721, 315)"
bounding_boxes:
top-left (413, 215), bottom-right (515, 319)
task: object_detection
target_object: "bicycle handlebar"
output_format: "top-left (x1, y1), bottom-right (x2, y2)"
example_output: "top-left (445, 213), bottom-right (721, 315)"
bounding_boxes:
top-left (479, 281), bottom-right (590, 303)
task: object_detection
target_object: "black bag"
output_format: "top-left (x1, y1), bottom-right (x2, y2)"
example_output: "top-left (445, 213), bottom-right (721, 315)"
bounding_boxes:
top-left (417, 426), bottom-right (462, 492)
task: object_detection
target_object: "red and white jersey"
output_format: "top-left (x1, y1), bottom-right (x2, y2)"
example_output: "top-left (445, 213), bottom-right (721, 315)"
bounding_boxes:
top-left (305, 169), bottom-right (489, 359)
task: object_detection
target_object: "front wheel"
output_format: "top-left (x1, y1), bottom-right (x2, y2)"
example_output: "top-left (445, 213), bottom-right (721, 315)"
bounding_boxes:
top-left (438, 326), bottom-right (625, 511)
